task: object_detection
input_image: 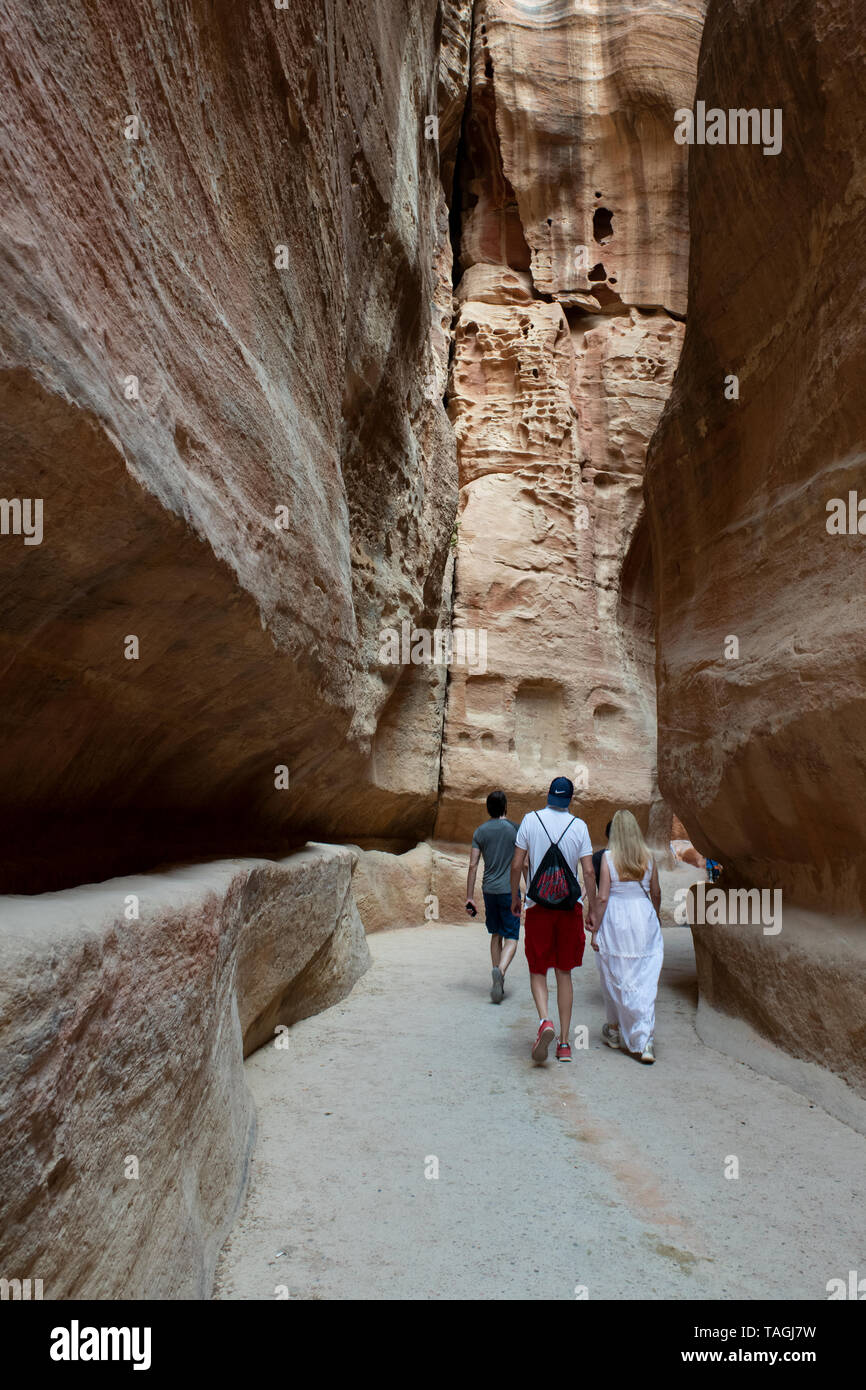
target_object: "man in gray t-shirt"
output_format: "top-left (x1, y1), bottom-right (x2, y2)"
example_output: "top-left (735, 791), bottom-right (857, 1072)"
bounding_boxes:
top-left (467, 789), bottom-right (520, 1004)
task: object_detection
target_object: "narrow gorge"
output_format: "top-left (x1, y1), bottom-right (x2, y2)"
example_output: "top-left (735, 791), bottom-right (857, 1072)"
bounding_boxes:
top-left (1, 0), bottom-right (864, 1308)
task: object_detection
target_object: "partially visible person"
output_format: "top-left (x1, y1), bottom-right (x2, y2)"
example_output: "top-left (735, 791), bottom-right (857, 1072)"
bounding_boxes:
top-left (591, 821), bottom-right (612, 889)
top-left (467, 789), bottom-right (520, 1003)
top-left (510, 777), bottom-right (597, 1064)
top-left (591, 809), bottom-right (662, 1063)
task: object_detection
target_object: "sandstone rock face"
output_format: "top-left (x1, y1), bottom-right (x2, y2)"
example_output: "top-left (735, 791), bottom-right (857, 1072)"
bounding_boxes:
top-left (436, 0), bottom-right (702, 844)
top-left (350, 842), bottom-right (435, 933)
top-left (646, 0), bottom-right (866, 1091)
top-left (693, 910), bottom-right (866, 1104)
top-left (350, 837), bottom-right (504, 929)
top-left (237, 846), bottom-right (370, 1057)
top-left (0, 845), bottom-right (368, 1299)
top-left (472, 0), bottom-right (705, 313)
top-left (438, 0), bottom-right (475, 198)
top-left (0, 0), bottom-right (475, 1299)
top-left (0, 0), bottom-right (463, 891)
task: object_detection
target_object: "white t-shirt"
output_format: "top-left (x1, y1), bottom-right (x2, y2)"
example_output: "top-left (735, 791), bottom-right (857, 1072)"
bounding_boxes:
top-left (515, 807), bottom-right (593, 907)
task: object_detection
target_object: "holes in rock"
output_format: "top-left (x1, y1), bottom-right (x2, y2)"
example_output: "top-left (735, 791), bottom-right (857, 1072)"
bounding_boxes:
top-left (594, 190), bottom-right (602, 198)
top-left (531, 367), bottom-right (539, 378)
top-left (588, 263), bottom-right (607, 282)
top-left (594, 284), bottom-right (624, 309)
top-left (593, 207), bottom-right (614, 244)
top-left (484, 57), bottom-right (493, 79)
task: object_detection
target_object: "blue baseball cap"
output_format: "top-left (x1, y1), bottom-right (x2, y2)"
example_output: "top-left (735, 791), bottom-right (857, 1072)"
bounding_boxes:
top-left (547, 776), bottom-right (574, 808)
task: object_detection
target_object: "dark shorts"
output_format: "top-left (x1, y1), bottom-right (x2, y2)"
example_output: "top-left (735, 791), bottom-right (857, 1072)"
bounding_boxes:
top-left (524, 903), bottom-right (585, 973)
top-left (483, 891), bottom-right (521, 941)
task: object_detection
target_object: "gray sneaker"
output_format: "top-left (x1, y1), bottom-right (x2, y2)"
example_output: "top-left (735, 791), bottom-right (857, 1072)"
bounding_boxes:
top-left (491, 967), bottom-right (504, 1004)
top-left (602, 1023), bottom-right (621, 1050)
top-left (640, 1037), bottom-right (656, 1064)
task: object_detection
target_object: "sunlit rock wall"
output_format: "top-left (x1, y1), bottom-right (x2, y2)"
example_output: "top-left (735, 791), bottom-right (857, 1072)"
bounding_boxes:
top-left (436, 0), bottom-right (704, 842)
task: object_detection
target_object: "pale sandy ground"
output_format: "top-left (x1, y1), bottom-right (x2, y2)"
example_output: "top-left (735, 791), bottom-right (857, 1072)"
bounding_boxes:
top-left (215, 916), bottom-right (866, 1301)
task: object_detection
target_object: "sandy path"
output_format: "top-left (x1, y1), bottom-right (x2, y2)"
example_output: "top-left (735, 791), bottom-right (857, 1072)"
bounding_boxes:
top-left (215, 922), bottom-right (866, 1300)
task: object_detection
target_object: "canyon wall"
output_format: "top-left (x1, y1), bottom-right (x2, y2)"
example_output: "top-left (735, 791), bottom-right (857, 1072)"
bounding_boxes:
top-left (0, 0), bottom-right (474, 1299)
top-left (0, 0), bottom-right (462, 892)
top-left (0, 845), bottom-right (368, 1299)
top-left (646, 0), bottom-right (866, 1094)
top-left (436, 0), bottom-right (705, 843)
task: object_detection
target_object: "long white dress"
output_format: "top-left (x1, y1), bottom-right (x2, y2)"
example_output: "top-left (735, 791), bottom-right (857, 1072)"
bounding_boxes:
top-left (596, 850), bottom-right (662, 1055)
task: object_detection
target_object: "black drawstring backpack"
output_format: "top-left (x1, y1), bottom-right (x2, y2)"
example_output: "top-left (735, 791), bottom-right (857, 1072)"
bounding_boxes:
top-left (526, 812), bottom-right (582, 910)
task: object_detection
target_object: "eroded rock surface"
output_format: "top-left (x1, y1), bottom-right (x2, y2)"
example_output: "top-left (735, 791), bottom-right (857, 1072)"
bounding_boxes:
top-left (437, 0), bottom-right (701, 843)
top-left (0, 845), bottom-right (368, 1298)
top-left (472, 0), bottom-right (705, 313)
top-left (0, 0), bottom-right (463, 890)
top-left (646, 0), bottom-right (866, 1091)
top-left (349, 842), bottom-right (434, 934)
top-left (0, 0), bottom-right (474, 1302)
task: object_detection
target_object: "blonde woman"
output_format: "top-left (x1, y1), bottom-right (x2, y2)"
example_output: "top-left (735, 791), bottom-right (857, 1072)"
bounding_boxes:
top-left (589, 810), bottom-right (662, 1063)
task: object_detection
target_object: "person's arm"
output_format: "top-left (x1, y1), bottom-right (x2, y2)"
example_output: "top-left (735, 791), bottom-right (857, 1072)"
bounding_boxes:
top-left (591, 855), bottom-right (611, 947)
top-left (466, 845), bottom-right (481, 911)
top-left (650, 860), bottom-right (661, 915)
top-left (510, 846), bottom-right (528, 917)
top-left (581, 854), bottom-right (598, 930)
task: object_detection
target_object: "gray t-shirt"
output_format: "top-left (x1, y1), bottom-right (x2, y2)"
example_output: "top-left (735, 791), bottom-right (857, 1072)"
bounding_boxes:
top-left (472, 817), bottom-right (518, 895)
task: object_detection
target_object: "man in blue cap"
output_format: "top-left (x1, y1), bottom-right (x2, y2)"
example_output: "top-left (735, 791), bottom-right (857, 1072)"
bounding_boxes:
top-left (510, 776), bottom-right (597, 1063)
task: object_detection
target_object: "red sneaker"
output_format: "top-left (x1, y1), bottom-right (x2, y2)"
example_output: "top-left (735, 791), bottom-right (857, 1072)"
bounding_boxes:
top-left (556, 1041), bottom-right (572, 1062)
top-left (531, 1019), bottom-right (555, 1063)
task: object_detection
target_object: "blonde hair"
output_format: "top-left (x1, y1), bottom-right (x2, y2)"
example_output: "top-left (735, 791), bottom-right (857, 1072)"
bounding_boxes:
top-left (609, 809), bottom-right (651, 882)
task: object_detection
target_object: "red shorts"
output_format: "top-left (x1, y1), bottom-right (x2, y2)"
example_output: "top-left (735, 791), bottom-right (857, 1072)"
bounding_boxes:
top-left (524, 903), bottom-right (585, 974)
